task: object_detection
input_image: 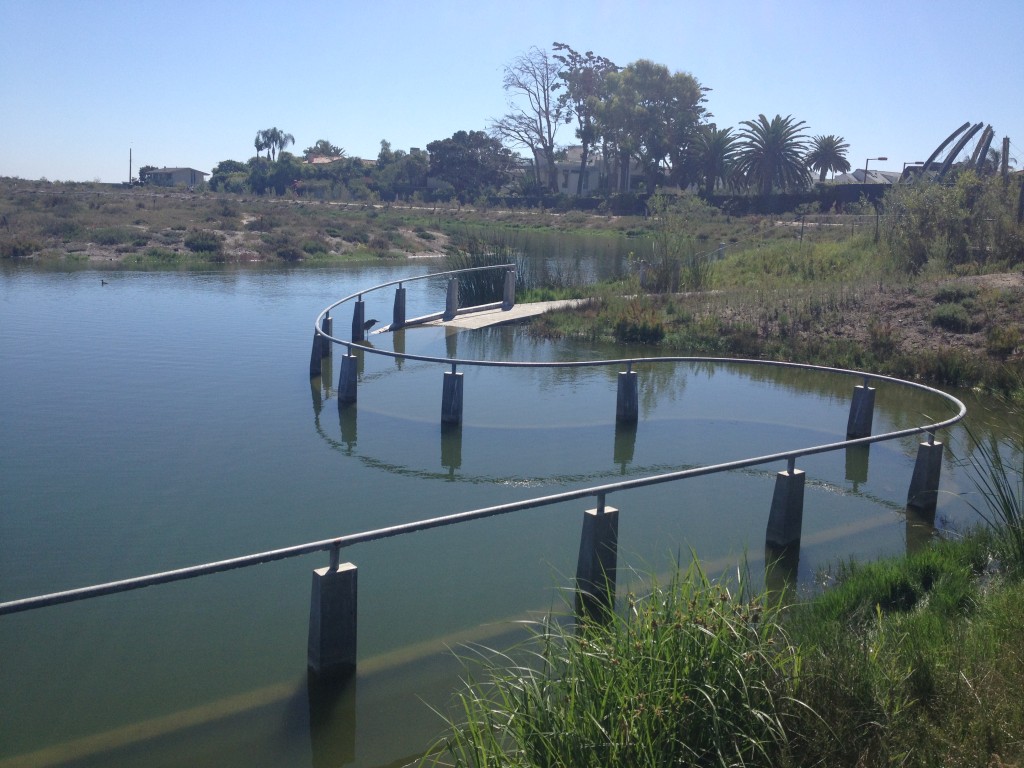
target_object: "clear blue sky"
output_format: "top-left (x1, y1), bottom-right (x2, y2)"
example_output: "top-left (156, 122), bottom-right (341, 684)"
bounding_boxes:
top-left (2, 0), bottom-right (1021, 183)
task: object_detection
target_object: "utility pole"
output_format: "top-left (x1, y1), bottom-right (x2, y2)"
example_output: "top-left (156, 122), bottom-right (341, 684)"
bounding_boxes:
top-left (1002, 136), bottom-right (1010, 183)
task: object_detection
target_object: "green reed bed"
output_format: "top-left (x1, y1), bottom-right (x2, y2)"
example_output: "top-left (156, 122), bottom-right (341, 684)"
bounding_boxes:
top-left (425, 423), bottom-right (1024, 767)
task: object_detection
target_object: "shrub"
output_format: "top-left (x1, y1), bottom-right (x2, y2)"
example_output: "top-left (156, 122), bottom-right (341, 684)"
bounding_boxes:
top-left (183, 229), bottom-right (223, 254)
top-left (987, 325), bottom-right (1021, 358)
top-left (930, 302), bottom-right (975, 333)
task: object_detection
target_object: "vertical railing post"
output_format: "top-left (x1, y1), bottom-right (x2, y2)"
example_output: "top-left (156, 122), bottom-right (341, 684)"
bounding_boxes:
top-left (338, 353), bottom-right (358, 405)
top-left (351, 297), bottom-right (366, 342)
top-left (502, 269), bottom-right (516, 310)
top-left (907, 431), bottom-right (944, 514)
top-left (308, 550), bottom-right (358, 679)
top-left (444, 278), bottom-right (459, 321)
top-left (392, 284), bottom-right (406, 330)
top-left (441, 363), bottom-right (464, 425)
top-left (847, 376), bottom-right (875, 439)
top-left (765, 456), bottom-right (806, 548)
top-left (576, 494), bottom-right (619, 620)
top-left (616, 362), bottom-right (639, 424)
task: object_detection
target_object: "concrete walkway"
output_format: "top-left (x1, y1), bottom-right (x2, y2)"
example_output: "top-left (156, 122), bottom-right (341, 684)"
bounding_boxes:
top-left (422, 298), bottom-right (587, 331)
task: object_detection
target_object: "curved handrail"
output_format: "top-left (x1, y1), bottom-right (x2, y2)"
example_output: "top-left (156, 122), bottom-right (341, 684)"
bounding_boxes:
top-left (0, 269), bottom-right (967, 616)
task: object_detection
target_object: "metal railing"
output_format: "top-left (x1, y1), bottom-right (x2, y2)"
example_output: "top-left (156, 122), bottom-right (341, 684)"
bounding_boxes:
top-left (1, 266), bottom-right (967, 620)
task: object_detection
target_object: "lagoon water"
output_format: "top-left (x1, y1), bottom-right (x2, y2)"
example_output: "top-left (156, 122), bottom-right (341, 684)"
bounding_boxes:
top-left (0, 263), bottom-right (995, 767)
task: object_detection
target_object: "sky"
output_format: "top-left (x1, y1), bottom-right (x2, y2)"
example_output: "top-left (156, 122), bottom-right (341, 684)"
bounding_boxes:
top-left (1, 0), bottom-right (1022, 184)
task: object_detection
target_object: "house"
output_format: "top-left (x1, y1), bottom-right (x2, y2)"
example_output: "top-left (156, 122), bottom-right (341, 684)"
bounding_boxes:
top-left (832, 168), bottom-right (902, 185)
top-left (533, 146), bottom-right (642, 195)
top-left (143, 167), bottom-right (209, 188)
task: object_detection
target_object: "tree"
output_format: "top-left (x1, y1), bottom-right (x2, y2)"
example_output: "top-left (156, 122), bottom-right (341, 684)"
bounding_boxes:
top-left (691, 125), bottom-right (739, 197)
top-left (735, 114), bottom-right (811, 195)
top-left (552, 43), bottom-right (618, 196)
top-left (303, 139), bottom-right (345, 160)
top-left (489, 46), bottom-right (565, 193)
top-left (599, 60), bottom-right (707, 193)
top-left (375, 142), bottom-right (429, 200)
top-left (256, 127), bottom-right (295, 161)
top-left (426, 130), bottom-right (515, 203)
top-left (806, 134), bottom-right (851, 182)
top-left (209, 159), bottom-right (248, 192)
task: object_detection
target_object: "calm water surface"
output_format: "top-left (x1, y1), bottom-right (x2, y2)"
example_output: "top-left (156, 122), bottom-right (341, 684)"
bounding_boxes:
top-left (0, 264), bottom-right (999, 767)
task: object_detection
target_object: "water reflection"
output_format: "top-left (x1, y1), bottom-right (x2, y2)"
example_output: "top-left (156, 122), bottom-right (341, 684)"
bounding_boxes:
top-left (440, 424), bottom-right (462, 477)
top-left (845, 444), bottom-right (870, 488)
top-left (307, 673), bottom-right (357, 768)
top-left (613, 421), bottom-right (637, 471)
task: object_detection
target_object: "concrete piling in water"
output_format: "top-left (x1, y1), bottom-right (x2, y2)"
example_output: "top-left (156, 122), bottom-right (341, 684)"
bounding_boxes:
top-left (444, 279), bottom-right (459, 321)
top-left (308, 558), bottom-right (358, 678)
top-left (309, 331), bottom-right (323, 379)
top-left (338, 354), bottom-right (358, 405)
top-left (321, 314), bottom-right (333, 360)
top-left (502, 269), bottom-right (516, 310)
top-left (907, 433), bottom-right (944, 514)
top-left (616, 366), bottom-right (639, 424)
top-left (846, 378), bottom-right (875, 438)
top-left (765, 458), bottom-right (806, 549)
top-left (351, 299), bottom-right (366, 342)
top-left (576, 499), bottom-right (619, 620)
top-left (392, 286), bottom-right (406, 330)
top-left (441, 367), bottom-right (464, 425)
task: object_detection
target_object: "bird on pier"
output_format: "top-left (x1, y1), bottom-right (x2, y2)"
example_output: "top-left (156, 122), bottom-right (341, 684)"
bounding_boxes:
top-left (363, 318), bottom-right (378, 332)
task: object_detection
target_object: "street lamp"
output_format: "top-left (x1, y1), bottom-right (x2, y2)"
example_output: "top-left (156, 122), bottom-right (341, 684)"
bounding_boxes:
top-left (863, 156), bottom-right (887, 183)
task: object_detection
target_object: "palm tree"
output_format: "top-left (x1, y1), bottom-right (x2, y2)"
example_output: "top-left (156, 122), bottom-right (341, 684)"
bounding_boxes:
top-left (256, 128), bottom-right (295, 161)
top-left (691, 125), bottom-right (739, 197)
top-left (735, 114), bottom-right (811, 195)
top-left (806, 134), bottom-right (851, 182)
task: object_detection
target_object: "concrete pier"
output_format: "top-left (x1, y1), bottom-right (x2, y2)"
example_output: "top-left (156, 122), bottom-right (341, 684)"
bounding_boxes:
top-left (351, 299), bottom-right (366, 342)
top-left (502, 269), bottom-right (516, 310)
top-left (846, 381), bottom-right (875, 438)
top-left (616, 369), bottom-right (639, 424)
top-left (321, 314), bottom-right (333, 359)
top-left (765, 462), bottom-right (806, 548)
top-left (576, 502), bottom-right (619, 619)
top-left (309, 331), bottom-right (323, 378)
top-left (308, 561), bottom-right (358, 678)
top-left (444, 279), bottom-right (458, 321)
top-left (338, 354), bottom-right (358, 405)
top-left (392, 286), bottom-right (406, 330)
top-left (907, 436), bottom-right (944, 514)
top-left (441, 370), bottom-right (464, 425)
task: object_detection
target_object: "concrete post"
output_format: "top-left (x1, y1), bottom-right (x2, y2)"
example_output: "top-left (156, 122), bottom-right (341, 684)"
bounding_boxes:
top-left (575, 501), bottom-right (619, 620)
top-left (392, 286), bottom-right (406, 330)
top-left (907, 435), bottom-right (944, 513)
top-left (502, 269), bottom-right (516, 310)
top-left (765, 460), bottom-right (806, 549)
top-left (846, 380), bottom-right (875, 438)
top-left (321, 314), bottom-right (333, 359)
top-left (444, 278), bottom-right (459, 321)
top-left (338, 353), bottom-right (358, 405)
top-left (308, 561), bottom-right (357, 678)
top-left (351, 299), bottom-right (366, 342)
top-left (309, 331), bottom-right (323, 379)
top-left (616, 369), bottom-right (639, 424)
top-left (441, 369), bottom-right (464, 425)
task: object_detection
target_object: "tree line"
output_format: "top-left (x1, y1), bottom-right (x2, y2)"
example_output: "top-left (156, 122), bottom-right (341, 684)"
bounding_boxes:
top-left (203, 43), bottom-right (1012, 207)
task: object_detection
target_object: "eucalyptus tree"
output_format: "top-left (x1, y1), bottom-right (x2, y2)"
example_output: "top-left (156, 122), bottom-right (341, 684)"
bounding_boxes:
top-left (735, 114), bottom-right (811, 195)
top-left (552, 42), bottom-right (617, 195)
top-left (489, 46), bottom-right (565, 193)
top-left (599, 59), bottom-right (706, 193)
top-left (691, 125), bottom-right (739, 197)
top-left (806, 134), bottom-right (851, 182)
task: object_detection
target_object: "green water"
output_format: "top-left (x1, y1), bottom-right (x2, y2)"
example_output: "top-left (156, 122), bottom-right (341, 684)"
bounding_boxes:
top-left (0, 263), bottom-right (1006, 767)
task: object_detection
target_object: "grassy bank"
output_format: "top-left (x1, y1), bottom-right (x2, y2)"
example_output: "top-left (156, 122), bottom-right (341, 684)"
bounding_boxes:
top-left (424, 429), bottom-right (1024, 767)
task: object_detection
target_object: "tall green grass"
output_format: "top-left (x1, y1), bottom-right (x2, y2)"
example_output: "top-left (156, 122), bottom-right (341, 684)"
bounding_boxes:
top-left (424, 564), bottom-right (802, 768)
